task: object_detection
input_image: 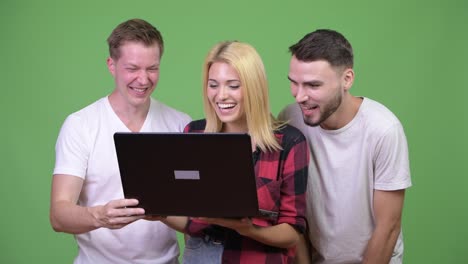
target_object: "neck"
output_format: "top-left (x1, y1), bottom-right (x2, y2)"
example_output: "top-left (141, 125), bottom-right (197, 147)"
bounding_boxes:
top-left (108, 93), bottom-right (150, 132)
top-left (321, 94), bottom-right (362, 130)
top-left (222, 120), bottom-right (248, 134)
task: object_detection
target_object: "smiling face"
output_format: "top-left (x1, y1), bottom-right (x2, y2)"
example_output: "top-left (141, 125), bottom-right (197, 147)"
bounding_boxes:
top-left (288, 56), bottom-right (353, 129)
top-left (206, 61), bottom-right (247, 132)
top-left (107, 41), bottom-right (161, 110)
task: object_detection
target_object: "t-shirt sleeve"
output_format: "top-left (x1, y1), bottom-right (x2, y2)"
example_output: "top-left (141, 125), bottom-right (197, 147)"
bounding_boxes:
top-left (374, 123), bottom-right (412, 190)
top-left (53, 114), bottom-right (90, 178)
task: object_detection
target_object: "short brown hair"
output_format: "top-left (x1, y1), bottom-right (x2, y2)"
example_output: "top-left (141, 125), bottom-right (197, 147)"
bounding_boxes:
top-left (289, 29), bottom-right (353, 69)
top-left (107, 18), bottom-right (164, 60)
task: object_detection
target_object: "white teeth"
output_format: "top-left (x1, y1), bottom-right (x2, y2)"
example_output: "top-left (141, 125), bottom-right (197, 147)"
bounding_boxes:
top-left (132, 88), bottom-right (146, 93)
top-left (303, 105), bottom-right (317, 110)
top-left (218, 103), bottom-right (236, 109)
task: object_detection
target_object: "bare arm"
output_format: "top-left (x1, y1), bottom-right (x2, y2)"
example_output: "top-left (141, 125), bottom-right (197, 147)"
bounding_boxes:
top-left (243, 222), bottom-right (299, 248)
top-left (197, 217), bottom-right (300, 248)
top-left (159, 216), bottom-right (188, 233)
top-left (50, 174), bottom-right (146, 234)
top-left (162, 216), bottom-right (299, 248)
top-left (294, 234), bottom-right (312, 264)
top-left (362, 189), bottom-right (405, 264)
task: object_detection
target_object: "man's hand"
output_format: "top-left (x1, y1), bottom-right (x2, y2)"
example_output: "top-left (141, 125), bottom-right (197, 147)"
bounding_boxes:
top-left (89, 198), bottom-right (146, 229)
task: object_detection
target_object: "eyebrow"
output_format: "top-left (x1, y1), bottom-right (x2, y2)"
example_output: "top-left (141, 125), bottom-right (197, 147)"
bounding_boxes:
top-left (287, 76), bottom-right (297, 83)
top-left (288, 76), bottom-right (323, 86)
top-left (124, 63), bottom-right (160, 68)
top-left (304, 80), bottom-right (323, 86)
top-left (208, 79), bottom-right (240, 83)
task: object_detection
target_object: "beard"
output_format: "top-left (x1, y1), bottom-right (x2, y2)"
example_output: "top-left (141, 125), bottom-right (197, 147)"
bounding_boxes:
top-left (303, 90), bottom-right (342, 127)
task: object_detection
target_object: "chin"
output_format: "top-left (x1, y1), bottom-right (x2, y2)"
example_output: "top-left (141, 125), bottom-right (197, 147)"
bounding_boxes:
top-left (303, 118), bottom-right (320, 127)
top-left (130, 96), bottom-right (150, 106)
top-left (218, 117), bottom-right (235, 124)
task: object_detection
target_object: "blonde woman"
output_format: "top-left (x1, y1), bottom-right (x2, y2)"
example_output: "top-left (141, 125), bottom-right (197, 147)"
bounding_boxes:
top-left (162, 41), bottom-right (309, 263)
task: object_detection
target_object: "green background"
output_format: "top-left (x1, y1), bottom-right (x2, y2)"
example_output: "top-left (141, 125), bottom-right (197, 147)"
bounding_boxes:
top-left (1, 0), bottom-right (467, 263)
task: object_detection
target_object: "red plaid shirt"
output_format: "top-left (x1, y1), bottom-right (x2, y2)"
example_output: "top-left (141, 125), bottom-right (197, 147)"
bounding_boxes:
top-left (183, 119), bottom-right (309, 264)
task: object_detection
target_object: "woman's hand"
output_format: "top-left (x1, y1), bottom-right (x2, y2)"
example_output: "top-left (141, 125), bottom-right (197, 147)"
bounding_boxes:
top-left (196, 217), bottom-right (255, 236)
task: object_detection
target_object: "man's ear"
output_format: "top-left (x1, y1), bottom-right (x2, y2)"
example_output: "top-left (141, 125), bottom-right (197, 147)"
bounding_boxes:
top-left (342, 68), bottom-right (355, 92)
top-left (107, 57), bottom-right (116, 76)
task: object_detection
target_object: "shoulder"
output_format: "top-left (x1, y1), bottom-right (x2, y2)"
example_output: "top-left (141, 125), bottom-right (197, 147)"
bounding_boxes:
top-left (359, 97), bottom-right (404, 135)
top-left (361, 98), bottom-right (401, 125)
top-left (185, 119), bottom-right (206, 132)
top-left (278, 103), bottom-right (309, 132)
top-left (276, 124), bottom-right (306, 139)
top-left (62, 97), bottom-right (107, 127)
top-left (278, 103), bottom-right (301, 121)
top-left (275, 124), bottom-right (308, 149)
top-left (55, 98), bottom-right (107, 157)
top-left (74, 97), bottom-right (106, 114)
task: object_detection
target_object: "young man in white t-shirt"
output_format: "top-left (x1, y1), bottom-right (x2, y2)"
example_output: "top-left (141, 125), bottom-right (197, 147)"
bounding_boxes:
top-left (279, 29), bottom-right (412, 264)
top-left (50, 18), bottom-right (191, 264)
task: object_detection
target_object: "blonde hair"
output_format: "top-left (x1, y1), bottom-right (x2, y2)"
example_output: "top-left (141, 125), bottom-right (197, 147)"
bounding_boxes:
top-left (202, 41), bottom-right (284, 152)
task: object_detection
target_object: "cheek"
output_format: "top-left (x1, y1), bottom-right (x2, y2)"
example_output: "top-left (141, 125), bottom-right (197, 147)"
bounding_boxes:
top-left (290, 85), bottom-right (298, 97)
top-left (149, 72), bottom-right (160, 82)
top-left (206, 88), bottom-right (216, 101)
top-left (322, 85), bottom-right (340, 100)
top-left (234, 89), bottom-right (243, 102)
top-left (117, 71), bottom-right (135, 83)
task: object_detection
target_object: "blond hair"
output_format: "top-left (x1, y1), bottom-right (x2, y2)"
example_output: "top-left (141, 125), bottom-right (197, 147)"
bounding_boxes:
top-left (202, 41), bottom-right (284, 152)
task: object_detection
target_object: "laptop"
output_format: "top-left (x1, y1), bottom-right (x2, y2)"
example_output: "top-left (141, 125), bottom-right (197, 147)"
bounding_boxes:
top-left (114, 132), bottom-right (262, 218)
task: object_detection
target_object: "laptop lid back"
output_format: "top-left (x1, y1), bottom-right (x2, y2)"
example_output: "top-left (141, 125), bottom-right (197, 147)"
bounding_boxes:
top-left (114, 132), bottom-right (259, 218)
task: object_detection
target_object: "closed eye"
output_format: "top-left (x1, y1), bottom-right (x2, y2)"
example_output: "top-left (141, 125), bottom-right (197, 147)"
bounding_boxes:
top-left (305, 81), bottom-right (323, 89)
top-left (287, 76), bottom-right (297, 85)
top-left (208, 81), bottom-right (219, 88)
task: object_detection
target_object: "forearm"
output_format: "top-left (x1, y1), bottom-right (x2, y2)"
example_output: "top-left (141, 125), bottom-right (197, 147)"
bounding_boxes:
top-left (364, 189), bottom-right (406, 263)
top-left (362, 221), bottom-right (401, 263)
top-left (243, 223), bottom-right (300, 248)
top-left (294, 234), bottom-right (312, 264)
top-left (161, 216), bottom-right (188, 233)
top-left (50, 201), bottom-right (100, 234)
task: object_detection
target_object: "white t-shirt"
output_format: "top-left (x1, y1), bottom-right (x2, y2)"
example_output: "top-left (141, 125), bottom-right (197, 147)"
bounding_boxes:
top-left (54, 97), bottom-right (191, 264)
top-left (279, 97), bottom-right (412, 264)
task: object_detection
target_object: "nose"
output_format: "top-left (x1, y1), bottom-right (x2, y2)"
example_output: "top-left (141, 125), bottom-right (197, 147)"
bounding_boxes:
top-left (294, 87), bottom-right (309, 103)
top-left (137, 70), bottom-right (150, 85)
top-left (218, 86), bottom-right (228, 100)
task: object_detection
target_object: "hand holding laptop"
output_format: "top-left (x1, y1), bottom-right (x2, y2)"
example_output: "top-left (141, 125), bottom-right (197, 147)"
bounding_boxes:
top-left (194, 217), bottom-right (254, 236)
top-left (90, 198), bottom-right (146, 229)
